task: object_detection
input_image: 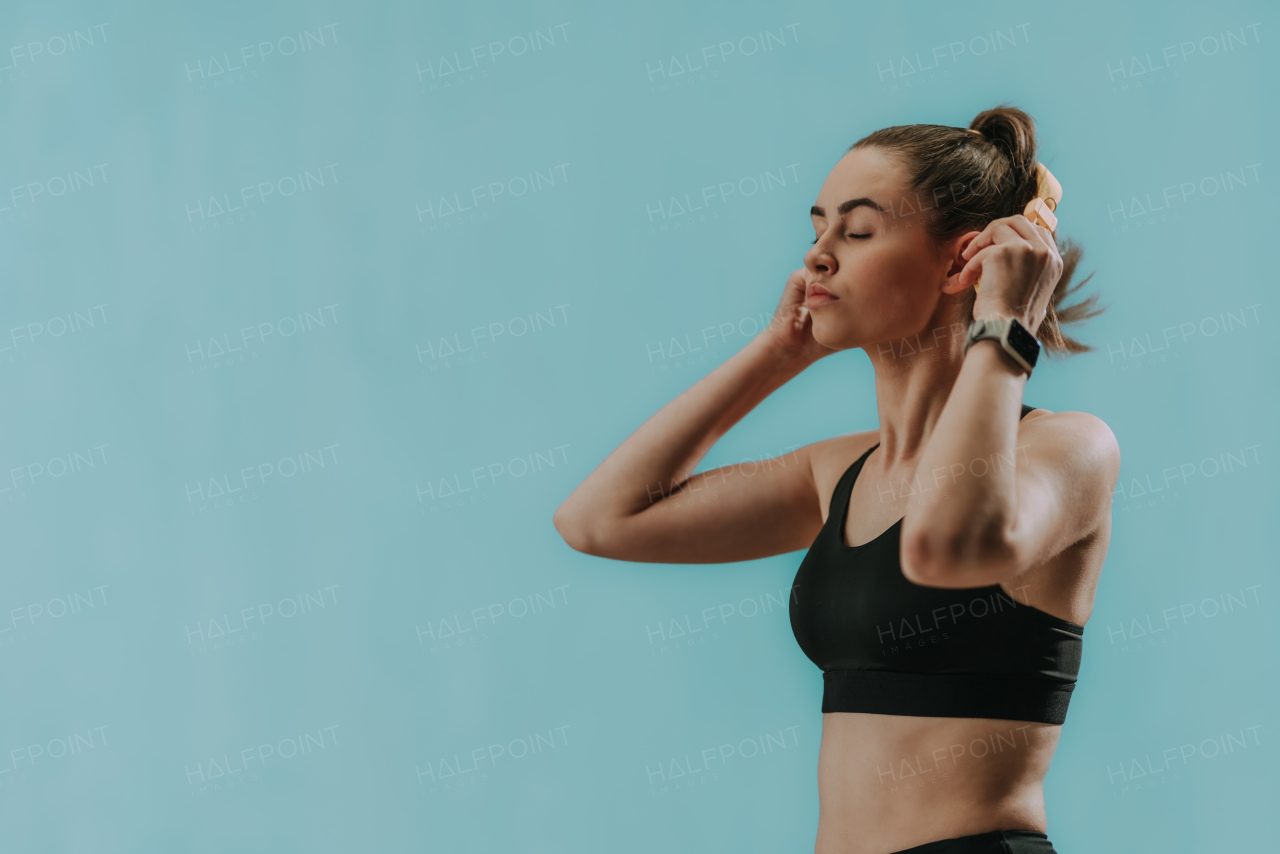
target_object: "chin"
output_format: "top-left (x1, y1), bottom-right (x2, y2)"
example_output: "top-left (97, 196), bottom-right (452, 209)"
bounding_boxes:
top-left (808, 319), bottom-right (858, 352)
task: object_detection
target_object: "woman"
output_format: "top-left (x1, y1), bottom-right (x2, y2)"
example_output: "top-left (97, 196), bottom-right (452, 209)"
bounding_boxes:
top-left (554, 106), bottom-right (1120, 854)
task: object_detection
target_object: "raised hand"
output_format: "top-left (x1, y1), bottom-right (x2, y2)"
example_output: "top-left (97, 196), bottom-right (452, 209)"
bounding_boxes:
top-left (957, 215), bottom-right (1063, 336)
top-left (764, 268), bottom-right (841, 363)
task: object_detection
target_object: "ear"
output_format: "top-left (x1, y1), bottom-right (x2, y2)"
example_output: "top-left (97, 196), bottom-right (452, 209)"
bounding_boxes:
top-left (941, 231), bottom-right (982, 294)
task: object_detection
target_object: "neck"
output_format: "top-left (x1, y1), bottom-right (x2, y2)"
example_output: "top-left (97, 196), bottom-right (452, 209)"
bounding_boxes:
top-left (863, 315), bottom-right (971, 468)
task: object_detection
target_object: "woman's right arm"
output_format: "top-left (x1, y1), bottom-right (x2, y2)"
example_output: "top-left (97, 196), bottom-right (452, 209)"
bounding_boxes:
top-left (553, 269), bottom-right (841, 564)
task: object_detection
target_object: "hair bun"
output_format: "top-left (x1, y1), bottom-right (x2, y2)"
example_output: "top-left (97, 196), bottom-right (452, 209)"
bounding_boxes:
top-left (970, 105), bottom-right (1039, 203)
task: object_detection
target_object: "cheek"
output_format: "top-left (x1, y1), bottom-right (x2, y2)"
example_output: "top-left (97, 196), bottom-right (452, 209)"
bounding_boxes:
top-left (846, 244), bottom-right (929, 293)
top-left (849, 249), bottom-right (938, 323)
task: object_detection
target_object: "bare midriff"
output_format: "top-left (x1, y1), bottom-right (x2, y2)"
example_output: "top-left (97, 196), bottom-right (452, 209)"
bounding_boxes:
top-left (815, 712), bottom-right (1060, 854)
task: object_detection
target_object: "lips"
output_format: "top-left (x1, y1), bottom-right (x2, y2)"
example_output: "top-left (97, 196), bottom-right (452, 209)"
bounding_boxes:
top-left (806, 283), bottom-right (838, 306)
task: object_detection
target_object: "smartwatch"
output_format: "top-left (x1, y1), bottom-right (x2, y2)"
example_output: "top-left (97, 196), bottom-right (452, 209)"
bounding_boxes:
top-left (963, 316), bottom-right (1040, 375)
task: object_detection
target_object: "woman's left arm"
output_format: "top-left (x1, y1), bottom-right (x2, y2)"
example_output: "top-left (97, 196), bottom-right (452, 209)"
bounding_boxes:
top-left (899, 214), bottom-right (1121, 588)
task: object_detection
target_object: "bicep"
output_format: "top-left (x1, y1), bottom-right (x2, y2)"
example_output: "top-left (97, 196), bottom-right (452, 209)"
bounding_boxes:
top-left (577, 442), bottom-right (829, 564)
top-left (1005, 412), bottom-right (1121, 572)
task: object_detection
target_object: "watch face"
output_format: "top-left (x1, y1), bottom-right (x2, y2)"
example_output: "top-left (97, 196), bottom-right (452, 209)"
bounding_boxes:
top-left (1006, 319), bottom-right (1040, 368)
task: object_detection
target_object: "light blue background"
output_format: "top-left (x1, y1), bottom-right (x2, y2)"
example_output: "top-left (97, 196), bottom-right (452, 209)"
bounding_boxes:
top-left (0, 0), bottom-right (1275, 851)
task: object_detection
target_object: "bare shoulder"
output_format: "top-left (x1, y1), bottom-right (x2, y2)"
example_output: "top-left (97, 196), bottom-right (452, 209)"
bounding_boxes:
top-left (805, 428), bottom-right (881, 520)
top-left (1018, 409), bottom-right (1122, 534)
top-left (1021, 408), bottom-right (1121, 474)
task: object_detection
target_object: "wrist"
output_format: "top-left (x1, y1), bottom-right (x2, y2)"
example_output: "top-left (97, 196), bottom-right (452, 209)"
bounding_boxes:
top-left (965, 336), bottom-right (1030, 380)
top-left (962, 330), bottom-right (1034, 378)
top-left (755, 331), bottom-right (821, 371)
top-left (972, 300), bottom-right (1042, 336)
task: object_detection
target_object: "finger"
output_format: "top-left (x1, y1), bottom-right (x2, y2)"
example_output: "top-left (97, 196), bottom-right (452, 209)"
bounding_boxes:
top-left (1002, 214), bottom-right (1058, 256)
top-left (960, 239), bottom-right (1034, 286)
top-left (961, 219), bottom-right (1026, 258)
top-left (960, 224), bottom-right (996, 259)
top-left (964, 238), bottom-right (1046, 283)
top-left (984, 220), bottom-right (1032, 250)
top-left (1002, 215), bottom-right (1062, 309)
top-left (956, 245), bottom-right (999, 287)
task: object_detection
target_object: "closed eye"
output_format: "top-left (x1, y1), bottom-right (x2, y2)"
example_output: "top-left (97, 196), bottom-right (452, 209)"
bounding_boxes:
top-left (811, 234), bottom-right (870, 243)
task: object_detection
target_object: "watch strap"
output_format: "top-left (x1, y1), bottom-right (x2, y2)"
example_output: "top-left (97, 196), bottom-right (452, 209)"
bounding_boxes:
top-left (964, 317), bottom-right (1038, 374)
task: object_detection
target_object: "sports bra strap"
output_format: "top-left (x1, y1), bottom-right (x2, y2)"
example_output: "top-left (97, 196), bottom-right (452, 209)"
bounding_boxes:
top-left (829, 443), bottom-right (877, 528)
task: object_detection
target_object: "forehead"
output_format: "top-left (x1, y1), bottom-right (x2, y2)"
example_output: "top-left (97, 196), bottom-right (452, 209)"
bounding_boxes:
top-left (815, 146), bottom-right (906, 212)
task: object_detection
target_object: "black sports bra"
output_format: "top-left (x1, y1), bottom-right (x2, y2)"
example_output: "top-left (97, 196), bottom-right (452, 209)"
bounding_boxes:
top-left (789, 404), bottom-right (1084, 725)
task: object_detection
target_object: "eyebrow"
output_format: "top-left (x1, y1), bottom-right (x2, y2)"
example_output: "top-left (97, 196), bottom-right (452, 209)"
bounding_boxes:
top-left (810, 197), bottom-right (886, 218)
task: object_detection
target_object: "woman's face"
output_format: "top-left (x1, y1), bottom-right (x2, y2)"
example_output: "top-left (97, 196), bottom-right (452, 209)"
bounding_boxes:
top-left (804, 146), bottom-right (967, 354)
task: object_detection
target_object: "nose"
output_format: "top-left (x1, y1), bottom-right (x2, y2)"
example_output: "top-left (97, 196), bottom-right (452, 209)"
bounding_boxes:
top-left (804, 233), bottom-right (836, 276)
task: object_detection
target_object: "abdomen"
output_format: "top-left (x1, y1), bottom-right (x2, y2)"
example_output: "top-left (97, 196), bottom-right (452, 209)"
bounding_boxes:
top-left (814, 712), bottom-right (1061, 854)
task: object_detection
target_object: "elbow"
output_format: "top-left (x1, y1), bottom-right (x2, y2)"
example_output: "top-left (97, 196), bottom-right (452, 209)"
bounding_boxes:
top-left (553, 505), bottom-right (599, 556)
top-left (899, 529), bottom-right (951, 586)
top-left (900, 524), bottom-right (1015, 588)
